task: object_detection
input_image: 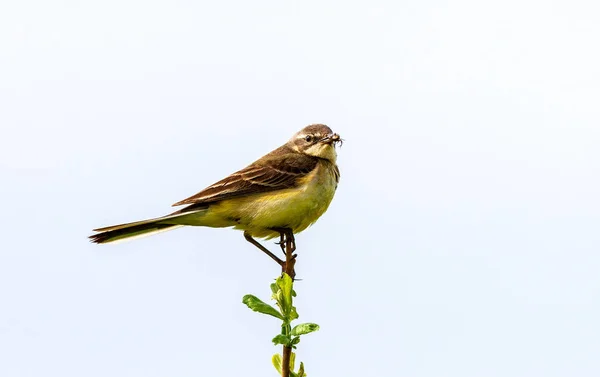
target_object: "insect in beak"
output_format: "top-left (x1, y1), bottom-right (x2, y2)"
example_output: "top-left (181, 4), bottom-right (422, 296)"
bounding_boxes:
top-left (320, 133), bottom-right (343, 146)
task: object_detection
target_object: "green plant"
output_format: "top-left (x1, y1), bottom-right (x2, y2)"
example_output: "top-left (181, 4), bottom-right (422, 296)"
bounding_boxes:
top-left (243, 273), bottom-right (319, 377)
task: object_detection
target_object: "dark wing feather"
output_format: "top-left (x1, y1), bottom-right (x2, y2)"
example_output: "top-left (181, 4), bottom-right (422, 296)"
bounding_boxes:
top-left (172, 147), bottom-right (318, 207)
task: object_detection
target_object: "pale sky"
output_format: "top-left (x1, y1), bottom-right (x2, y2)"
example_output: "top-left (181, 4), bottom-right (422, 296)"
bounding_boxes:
top-left (1, 1), bottom-right (599, 376)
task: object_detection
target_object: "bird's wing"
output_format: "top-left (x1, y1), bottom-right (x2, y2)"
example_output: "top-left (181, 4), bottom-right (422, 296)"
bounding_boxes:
top-left (172, 151), bottom-right (318, 207)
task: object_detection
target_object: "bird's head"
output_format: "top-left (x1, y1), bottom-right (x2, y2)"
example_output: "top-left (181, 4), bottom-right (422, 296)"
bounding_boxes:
top-left (289, 124), bottom-right (342, 163)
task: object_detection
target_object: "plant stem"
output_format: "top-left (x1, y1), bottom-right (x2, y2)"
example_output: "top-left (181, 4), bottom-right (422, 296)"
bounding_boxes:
top-left (281, 345), bottom-right (292, 377)
top-left (281, 234), bottom-right (296, 377)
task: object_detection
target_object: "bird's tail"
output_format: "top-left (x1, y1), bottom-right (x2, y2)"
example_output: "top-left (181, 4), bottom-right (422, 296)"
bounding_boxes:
top-left (90, 200), bottom-right (214, 245)
top-left (88, 208), bottom-right (207, 244)
top-left (89, 218), bottom-right (184, 244)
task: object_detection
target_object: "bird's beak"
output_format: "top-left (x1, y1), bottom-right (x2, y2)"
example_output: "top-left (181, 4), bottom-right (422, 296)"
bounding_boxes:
top-left (320, 133), bottom-right (342, 145)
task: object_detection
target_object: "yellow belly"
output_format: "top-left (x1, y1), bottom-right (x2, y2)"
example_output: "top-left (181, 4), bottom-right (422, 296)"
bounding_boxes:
top-left (183, 161), bottom-right (338, 239)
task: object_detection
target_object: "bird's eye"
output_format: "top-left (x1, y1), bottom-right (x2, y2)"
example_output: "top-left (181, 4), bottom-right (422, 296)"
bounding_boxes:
top-left (305, 135), bottom-right (313, 142)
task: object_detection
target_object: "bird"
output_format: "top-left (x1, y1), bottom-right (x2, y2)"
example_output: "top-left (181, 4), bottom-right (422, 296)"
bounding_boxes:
top-left (89, 124), bottom-right (342, 268)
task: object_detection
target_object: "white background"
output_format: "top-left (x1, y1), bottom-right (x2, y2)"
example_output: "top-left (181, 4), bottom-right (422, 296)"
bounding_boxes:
top-left (1, 1), bottom-right (599, 376)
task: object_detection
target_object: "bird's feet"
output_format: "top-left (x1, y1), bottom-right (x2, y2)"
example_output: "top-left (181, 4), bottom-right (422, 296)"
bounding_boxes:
top-left (272, 227), bottom-right (296, 252)
top-left (281, 253), bottom-right (297, 280)
top-left (275, 233), bottom-right (286, 254)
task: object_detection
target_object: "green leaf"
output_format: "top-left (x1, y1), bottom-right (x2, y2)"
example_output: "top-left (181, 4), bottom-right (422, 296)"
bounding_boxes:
top-left (272, 354), bottom-right (282, 374)
top-left (289, 352), bottom-right (296, 371)
top-left (290, 306), bottom-right (299, 321)
top-left (291, 323), bottom-right (320, 336)
top-left (270, 282), bottom-right (279, 295)
top-left (242, 295), bottom-right (283, 319)
top-left (291, 336), bottom-right (300, 345)
top-left (272, 289), bottom-right (284, 311)
top-left (276, 273), bottom-right (294, 316)
top-left (298, 362), bottom-right (306, 377)
top-left (272, 334), bottom-right (291, 346)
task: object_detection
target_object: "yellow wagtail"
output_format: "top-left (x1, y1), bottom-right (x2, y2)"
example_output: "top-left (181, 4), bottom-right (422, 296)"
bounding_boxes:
top-left (89, 124), bottom-right (342, 267)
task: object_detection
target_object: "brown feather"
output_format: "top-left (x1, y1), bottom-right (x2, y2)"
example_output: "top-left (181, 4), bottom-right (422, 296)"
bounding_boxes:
top-left (172, 145), bottom-right (319, 207)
